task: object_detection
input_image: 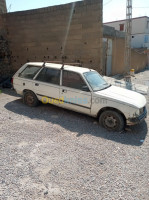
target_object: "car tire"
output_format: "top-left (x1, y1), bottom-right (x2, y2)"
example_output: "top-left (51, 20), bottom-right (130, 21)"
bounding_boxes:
top-left (23, 91), bottom-right (39, 107)
top-left (99, 110), bottom-right (125, 132)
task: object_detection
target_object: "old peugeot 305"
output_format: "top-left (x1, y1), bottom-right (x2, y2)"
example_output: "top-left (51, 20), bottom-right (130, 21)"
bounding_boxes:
top-left (12, 62), bottom-right (147, 132)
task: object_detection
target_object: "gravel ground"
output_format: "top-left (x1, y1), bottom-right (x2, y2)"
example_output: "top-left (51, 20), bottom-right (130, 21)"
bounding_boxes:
top-left (0, 75), bottom-right (149, 199)
top-left (131, 68), bottom-right (149, 87)
top-left (131, 69), bottom-right (149, 111)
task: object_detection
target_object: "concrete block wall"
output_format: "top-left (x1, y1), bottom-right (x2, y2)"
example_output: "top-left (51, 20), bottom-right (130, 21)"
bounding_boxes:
top-left (112, 37), bottom-right (148, 75)
top-left (131, 50), bottom-right (148, 72)
top-left (0, 0), bottom-right (103, 75)
top-left (0, 11), bottom-right (12, 76)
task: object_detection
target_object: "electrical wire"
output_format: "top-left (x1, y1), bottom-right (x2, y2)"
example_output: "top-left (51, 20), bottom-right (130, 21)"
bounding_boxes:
top-left (133, 7), bottom-right (149, 9)
top-left (103, 0), bottom-right (112, 6)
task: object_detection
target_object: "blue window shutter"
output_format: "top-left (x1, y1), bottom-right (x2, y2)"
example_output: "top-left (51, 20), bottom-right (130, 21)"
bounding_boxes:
top-left (144, 35), bottom-right (148, 43)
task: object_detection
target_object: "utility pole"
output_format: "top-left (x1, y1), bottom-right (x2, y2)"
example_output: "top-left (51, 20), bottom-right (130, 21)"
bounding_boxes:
top-left (124, 0), bottom-right (132, 77)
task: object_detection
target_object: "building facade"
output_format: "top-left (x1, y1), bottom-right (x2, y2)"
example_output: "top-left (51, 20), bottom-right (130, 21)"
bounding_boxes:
top-left (0, 0), bottom-right (7, 13)
top-left (104, 16), bottom-right (149, 49)
top-left (103, 25), bottom-right (147, 75)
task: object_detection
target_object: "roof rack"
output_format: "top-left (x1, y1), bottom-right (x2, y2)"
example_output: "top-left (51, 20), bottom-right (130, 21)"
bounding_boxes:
top-left (42, 61), bottom-right (82, 69)
top-left (44, 61), bottom-right (62, 64)
top-left (64, 63), bottom-right (82, 67)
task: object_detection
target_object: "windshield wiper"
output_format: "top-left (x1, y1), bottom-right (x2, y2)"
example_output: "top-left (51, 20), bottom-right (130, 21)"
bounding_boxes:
top-left (103, 84), bottom-right (111, 89)
top-left (94, 84), bottom-right (111, 92)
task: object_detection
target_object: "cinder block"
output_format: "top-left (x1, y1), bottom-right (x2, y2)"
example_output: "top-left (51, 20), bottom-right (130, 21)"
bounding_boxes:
top-left (0, 0), bottom-right (103, 74)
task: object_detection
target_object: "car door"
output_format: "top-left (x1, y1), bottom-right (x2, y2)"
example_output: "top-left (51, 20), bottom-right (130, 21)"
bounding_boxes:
top-left (60, 70), bottom-right (92, 115)
top-left (33, 67), bottom-right (60, 105)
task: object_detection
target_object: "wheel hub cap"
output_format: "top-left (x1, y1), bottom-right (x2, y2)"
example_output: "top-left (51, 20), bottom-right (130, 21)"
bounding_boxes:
top-left (27, 96), bottom-right (34, 104)
top-left (105, 116), bottom-right (117, 128)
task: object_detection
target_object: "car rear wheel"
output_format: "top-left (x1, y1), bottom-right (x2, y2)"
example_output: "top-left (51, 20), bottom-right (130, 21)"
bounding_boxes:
top-left (99, 110), bottom-right (125, 132)
top-left (23, 91), bottom-right (39, 107)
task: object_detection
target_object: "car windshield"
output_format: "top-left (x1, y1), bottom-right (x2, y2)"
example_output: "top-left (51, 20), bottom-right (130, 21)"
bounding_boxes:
top-left (83, 71), bottom-right (111, 91)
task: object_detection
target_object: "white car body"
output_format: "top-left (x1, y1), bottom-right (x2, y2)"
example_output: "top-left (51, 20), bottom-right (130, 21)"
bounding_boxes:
top-left (13, 62), bottom-right (147, 127)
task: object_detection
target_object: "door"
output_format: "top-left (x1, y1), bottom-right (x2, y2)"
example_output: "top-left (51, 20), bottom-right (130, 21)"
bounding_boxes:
top-left (33, 67), bottom-right (60, 105)
top-left (60, 70), bottom-right (92, 115)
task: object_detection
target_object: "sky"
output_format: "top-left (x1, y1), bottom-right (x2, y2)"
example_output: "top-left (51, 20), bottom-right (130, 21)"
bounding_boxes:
top-left (5, 0), bottom-right (149, 23)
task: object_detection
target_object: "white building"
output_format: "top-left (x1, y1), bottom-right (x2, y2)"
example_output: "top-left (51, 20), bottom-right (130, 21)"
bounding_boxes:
top-left (104, 16), bottom-right (149, 49)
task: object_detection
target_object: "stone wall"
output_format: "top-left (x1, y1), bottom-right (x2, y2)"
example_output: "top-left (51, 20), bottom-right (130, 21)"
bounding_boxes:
top-left (0, 0), bottom-right (103, 76)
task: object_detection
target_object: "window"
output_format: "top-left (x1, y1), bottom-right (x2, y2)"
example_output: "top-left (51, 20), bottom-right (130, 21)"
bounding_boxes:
top-left (62, 71), bottom-right (87, 90)
top-left (144, 35), bottom-right (149, 43)
top-left (36, 67), bottom-right (60, 85)
top-left (119, 24), bottom-right (124, 31)
top-left (84, 71), bottom-right (110, 91)
top-left (19, 65), bottom-right (41, 79)
top-left (147, 21), bottom-right (149, 29)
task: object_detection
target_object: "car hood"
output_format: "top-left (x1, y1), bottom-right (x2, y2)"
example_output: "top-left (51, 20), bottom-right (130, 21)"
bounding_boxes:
top-left (94, 85), bottom-right (146, 109)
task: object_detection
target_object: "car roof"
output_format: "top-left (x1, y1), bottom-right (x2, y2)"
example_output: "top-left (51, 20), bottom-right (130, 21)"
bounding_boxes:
top-left (27, 62), bottom-right (94, 74)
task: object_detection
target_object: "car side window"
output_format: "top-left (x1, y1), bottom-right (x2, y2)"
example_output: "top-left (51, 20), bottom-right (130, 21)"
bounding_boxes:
top-left (62, 70), bottom-right (87, 90)
top-left (36, 67), bottom-right (60, 85)
top-left (19, 65), bottom-right (41, 79)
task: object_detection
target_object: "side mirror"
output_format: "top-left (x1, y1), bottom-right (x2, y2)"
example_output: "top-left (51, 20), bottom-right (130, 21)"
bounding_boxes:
top-left (82, 85), bottom-right (90, 92)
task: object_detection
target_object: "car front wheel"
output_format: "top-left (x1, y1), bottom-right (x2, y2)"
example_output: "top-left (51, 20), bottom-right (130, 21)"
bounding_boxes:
top-left (99, 110), bottom-right (125, 132)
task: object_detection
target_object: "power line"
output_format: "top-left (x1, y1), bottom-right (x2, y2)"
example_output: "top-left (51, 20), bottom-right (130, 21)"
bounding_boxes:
top-left (133, 7), bottom-right (149, 8)
top-left (103, 0), bottom-right (112, 6)
top-left (8, 4), bottom-right (12, 12)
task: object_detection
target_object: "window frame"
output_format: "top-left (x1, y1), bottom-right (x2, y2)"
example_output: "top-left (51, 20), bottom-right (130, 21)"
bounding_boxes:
top-left (19, 65), bottom-right (41, 80)
top-left (61, 70), bottom-right (90, 91)
top-left (35, 67), bottom-right (61, 86)
top-left (144, 35), bottom-right (149, 43)
top-left (147, 21), bottom-right (149, 29)
top-left (119, 23), bottom-right (124, 31)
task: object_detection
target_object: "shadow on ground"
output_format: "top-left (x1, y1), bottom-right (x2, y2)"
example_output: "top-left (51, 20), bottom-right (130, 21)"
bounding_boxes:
top-left (5, 98), bottom-right (148, 146)
top-left (0, 87), bottom-right (20, 97)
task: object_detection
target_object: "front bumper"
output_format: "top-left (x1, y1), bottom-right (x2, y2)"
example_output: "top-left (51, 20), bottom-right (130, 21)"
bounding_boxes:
top-left (127, 107), bottom-right (147, 125)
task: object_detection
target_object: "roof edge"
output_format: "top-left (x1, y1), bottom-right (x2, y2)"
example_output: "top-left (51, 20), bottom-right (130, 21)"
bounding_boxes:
top-left (104, 16), bottom-right (149, 24)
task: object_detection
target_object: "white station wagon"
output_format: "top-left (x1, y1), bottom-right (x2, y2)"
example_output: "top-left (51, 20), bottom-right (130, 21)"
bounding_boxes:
top-left (13, 62), bottom-right (147, 132)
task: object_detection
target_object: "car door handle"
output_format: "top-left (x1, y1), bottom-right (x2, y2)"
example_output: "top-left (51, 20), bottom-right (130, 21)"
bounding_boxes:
top-left (35, 83), bottom-right (39, 86)
top-left (62, 89), bottom-right (67, 93)
top-left (23, 83), bottom-right (25, 86)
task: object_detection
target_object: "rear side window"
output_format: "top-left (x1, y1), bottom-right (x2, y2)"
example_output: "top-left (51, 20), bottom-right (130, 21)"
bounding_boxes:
top-left (19, 65), bottom-right (41, 79)
top-left (36, 67), bottom-right (60, 85)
